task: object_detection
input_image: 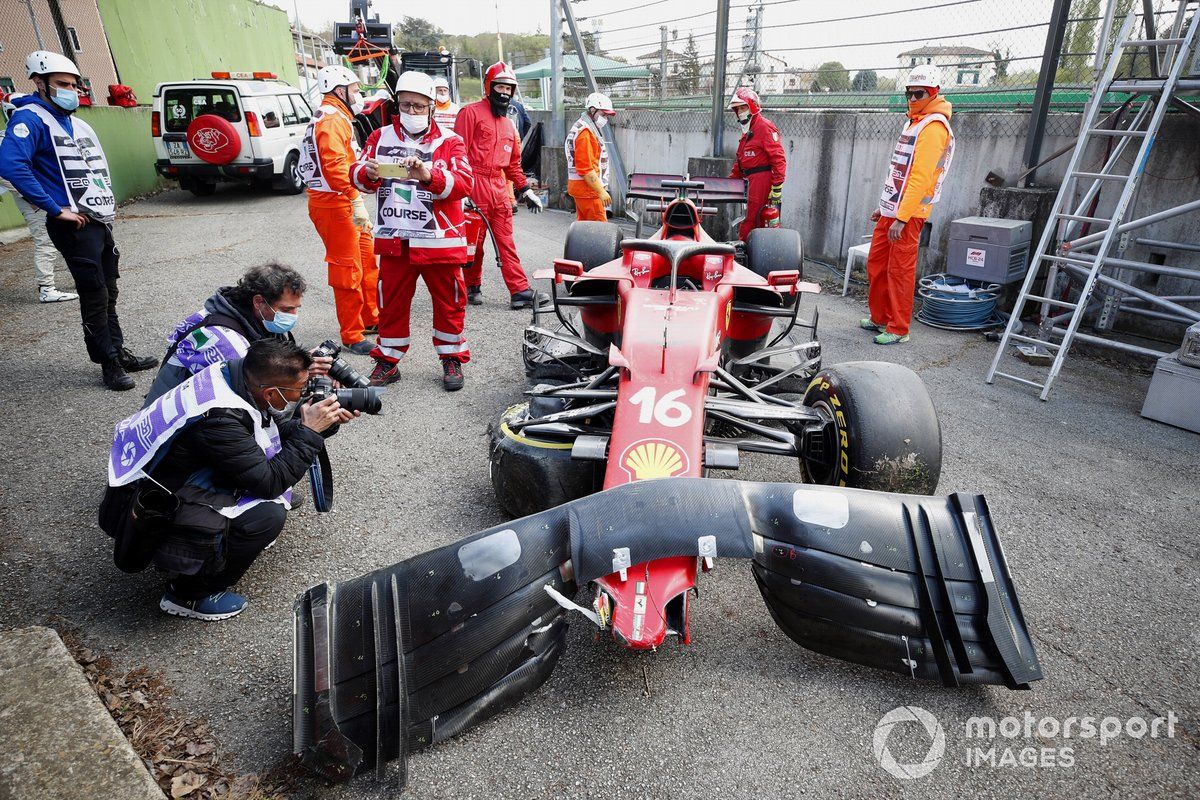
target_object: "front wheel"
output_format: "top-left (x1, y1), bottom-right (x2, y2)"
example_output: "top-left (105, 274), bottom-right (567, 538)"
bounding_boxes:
top-left (488, 403), bottom-right (602, 518)
top-left (801, 361), bottom-right (941, 494)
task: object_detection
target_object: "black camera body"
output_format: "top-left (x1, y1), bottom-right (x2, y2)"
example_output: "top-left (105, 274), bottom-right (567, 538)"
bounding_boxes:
top-left (310, 340), bottom-right (371, 389)
top-left (305, 341), bottom-right (384, 415)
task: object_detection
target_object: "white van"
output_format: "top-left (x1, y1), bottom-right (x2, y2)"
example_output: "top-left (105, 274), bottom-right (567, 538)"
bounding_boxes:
top-left (151, 72), bottom-right (313, 197)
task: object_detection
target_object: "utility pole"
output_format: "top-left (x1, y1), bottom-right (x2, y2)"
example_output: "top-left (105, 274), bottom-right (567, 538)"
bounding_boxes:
top-left (549, 0), bottom-right (564, 143)
top-left (1021, 0), bottom-right (1071, 187)
top-left (711, 0), bottom-right (731, 156)
top-left (560, 0), bottom-right (628, 211)
top-left (21, 0), bottom-right (45, 49)
top-left (495, 0), bottom-right (505, 62)
top-left (750, 3), bottom-right (763, 92)
top-left (659, 25), bottom-right (668, 102)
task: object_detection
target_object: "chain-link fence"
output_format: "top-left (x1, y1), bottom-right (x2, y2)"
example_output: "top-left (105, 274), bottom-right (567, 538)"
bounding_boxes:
top-left (533, 0), bottom-right (1195, 125)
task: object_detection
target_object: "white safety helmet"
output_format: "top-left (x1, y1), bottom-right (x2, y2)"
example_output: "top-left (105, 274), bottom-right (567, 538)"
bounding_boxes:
top-left (2, 92), bottom-right (25, 113)
top-left (905, 64), bottom-right (942, 89)
top-left (585, 91), bottom-right (616, 116)
top-left (317, 65), bottom-right (359, 94)
top-left (26, 50), bottom-right (81, 79)
top-left (432, 75), bottom-right (450, 90)
top-left (393, 70), bottom-right (436, 101)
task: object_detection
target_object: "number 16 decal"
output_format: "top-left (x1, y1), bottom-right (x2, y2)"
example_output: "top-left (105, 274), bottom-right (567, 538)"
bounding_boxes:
top-left (628, 387), bottom-right (692, 427)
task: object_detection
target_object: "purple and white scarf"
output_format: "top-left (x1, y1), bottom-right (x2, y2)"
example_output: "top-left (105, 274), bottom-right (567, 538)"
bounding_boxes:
top-left (167, 310), bottom-right (252, 376)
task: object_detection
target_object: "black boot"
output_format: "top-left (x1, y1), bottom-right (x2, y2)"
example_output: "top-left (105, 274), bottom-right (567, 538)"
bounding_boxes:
top-left (117, 348), bottom-right (159, 372)
top-left (509, 289), bottom-right (550, 309)
top-left (467, 285), bottom-right (483, 306)
top-left (441, 359), bottom-right (464, 392)
top-left (102, 361), bottom-right (135, 391)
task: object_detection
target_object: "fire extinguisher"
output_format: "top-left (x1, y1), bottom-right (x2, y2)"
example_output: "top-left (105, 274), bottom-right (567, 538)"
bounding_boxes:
top-left (759, 205), bottom-right (780, 229)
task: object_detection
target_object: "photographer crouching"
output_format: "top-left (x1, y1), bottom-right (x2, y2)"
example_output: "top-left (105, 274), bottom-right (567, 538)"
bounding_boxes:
top-left (102, 339), bottom-right (357, 621)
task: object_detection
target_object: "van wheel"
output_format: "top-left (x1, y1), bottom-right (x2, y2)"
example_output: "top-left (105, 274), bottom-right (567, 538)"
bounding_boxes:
top-left (188, 181), bottom-right (216, 197)
top-left (275, 153), bottom-right (304, 195)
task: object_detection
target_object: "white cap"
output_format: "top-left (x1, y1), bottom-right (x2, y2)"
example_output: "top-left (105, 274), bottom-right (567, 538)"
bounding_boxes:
top-left (393, 70), bottom-right (436, 101)
top-left (317, 65), bottom-right (359, 94)
top-left (26, 51), bottom-right (81, 79)
top-left (905, 64), bottom-right (942, 89)
top-left (585, 91), bottom-right (615, 115)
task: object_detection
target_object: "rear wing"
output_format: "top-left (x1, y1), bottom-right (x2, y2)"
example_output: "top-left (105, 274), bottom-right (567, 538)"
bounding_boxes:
top-left (626, 173), bottom-right (747, 205)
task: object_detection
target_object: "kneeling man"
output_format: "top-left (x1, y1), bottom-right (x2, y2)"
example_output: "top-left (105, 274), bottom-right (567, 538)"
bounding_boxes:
top-left (105, 339), bottom-right (354, 620)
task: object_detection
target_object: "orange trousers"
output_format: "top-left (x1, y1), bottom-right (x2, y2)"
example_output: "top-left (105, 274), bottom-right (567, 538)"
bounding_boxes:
top-left (866, 215), bottom-right (925, 337)
top-left (571, 194), bottom-right (607, 222)
top-left (308, 201), bottom-right (379, 345)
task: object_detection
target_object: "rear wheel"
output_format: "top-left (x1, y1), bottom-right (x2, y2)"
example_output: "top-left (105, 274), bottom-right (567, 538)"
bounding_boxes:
top-left (275, 152), bottom-right (305, 195)
top-left (745, 227), bottom-right (803, 280)
top-left (564, 221), bottom-right (624, 271)
top-left (489, 403), bottom-right (601, 518)
top-left (188, 180), bottom-right (216, 197)
top-left (801, 361), bottom-right (941, 494)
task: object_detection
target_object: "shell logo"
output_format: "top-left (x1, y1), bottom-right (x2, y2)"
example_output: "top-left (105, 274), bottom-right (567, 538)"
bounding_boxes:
top-left (192, 128), bottom-right (230, 154)
top-left (620, 439), bottom-right (689, 481)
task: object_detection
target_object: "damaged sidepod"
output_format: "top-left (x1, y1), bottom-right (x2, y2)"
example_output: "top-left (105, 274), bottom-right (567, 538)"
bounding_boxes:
top-left (293, 478), bottom-right (1041, 787)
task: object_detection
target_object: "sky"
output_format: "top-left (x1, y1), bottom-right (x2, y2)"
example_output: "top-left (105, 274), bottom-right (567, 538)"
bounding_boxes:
top-left (268, 0), bottom-right (1063, 78)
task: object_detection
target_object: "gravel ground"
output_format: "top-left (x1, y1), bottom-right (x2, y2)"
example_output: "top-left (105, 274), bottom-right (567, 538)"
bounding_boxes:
top-left (0, 185), bottom-right (1196, 799)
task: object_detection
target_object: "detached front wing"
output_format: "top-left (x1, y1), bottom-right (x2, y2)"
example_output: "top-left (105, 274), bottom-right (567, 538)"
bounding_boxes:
top-left (293, 479), bottom-right (1041, 785)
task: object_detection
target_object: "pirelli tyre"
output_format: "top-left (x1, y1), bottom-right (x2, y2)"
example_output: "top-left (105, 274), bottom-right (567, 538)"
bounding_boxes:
top-left (744, 227), bottom-right (803, 281)
top-left (801, 361), bottom-right (941, 495)
top-left (564, 221), bottom-right (624, 271)
top-left (489, 403), bottom-right (602, 519)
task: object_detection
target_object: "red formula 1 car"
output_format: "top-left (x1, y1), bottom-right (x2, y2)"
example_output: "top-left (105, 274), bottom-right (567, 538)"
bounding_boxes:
top-left (292, 175), bottom-right (1041, 788)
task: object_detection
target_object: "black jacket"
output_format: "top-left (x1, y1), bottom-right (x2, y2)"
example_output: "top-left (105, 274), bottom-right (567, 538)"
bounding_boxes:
top-left (144, 287), bottom-right (293, 405)
top-left (149, 360), bottom-right (326, 500)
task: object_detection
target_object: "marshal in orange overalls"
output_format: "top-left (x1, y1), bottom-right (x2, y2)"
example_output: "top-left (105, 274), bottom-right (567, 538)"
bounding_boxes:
top-left (302, 96), bottom-right (379, 346)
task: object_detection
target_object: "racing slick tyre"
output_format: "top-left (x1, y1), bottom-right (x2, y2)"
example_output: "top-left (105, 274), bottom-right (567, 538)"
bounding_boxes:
top-left (800, 361), bottom-right (941, 494)
top-left (275, 152), bottom-right (305, 194)
top-left (489, 403), bottom-right (601, 519)
top-left (745, 227), bottom-right (803, 281)
top-left (564, 221), bottom-right (624, 271)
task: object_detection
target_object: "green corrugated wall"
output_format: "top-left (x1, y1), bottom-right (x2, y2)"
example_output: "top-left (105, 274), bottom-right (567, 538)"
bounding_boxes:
top-left (1, 106), bottom-right (166, 231)
top-left (95, 0), bottom-right (300, 102)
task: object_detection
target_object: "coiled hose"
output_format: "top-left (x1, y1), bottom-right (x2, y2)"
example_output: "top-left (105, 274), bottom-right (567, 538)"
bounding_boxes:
top-left (915, 273), bottom-right (1007, 331)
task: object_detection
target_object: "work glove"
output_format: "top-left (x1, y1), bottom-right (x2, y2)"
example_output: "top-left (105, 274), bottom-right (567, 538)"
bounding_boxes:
top-left (350, 195), bottom-right (371, 230)
top-left (768, 184), bottom-right (783, 208)
top-left (584, 171), bottom-right (610, 205)
top-left (520, 187), bottom-right (543, 214)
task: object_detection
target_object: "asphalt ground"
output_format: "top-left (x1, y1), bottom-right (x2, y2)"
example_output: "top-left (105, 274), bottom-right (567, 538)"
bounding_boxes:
top-left (0, 185), bottom-right (1195, 800)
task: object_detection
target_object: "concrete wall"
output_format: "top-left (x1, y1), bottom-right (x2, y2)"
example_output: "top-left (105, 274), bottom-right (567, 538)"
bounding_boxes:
top-left (95, 0), bottom-right (301, 101)
top-left (0, 105), bottom-right (167, 232)
top-left (533, 107), bottom-right (1200, 340)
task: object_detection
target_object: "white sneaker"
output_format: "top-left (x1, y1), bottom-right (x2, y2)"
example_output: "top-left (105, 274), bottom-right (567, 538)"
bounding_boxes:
top-left (39, 287), bottom-right (79, 303)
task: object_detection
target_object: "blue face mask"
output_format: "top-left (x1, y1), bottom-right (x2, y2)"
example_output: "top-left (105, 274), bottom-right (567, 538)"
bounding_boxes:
top-left (51, 87), bottom-right (80, 112)
top-left (261, 301), bottom-right (298, 334)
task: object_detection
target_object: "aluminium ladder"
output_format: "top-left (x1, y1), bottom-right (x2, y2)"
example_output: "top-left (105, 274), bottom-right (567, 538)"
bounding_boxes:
top-left (986, 4), bottom-right (1200, 400)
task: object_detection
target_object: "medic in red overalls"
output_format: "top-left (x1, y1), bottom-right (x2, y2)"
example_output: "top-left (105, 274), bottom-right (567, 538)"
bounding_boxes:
top-left (728, 88), bottom-right (787, 242)
top-left (351, 71), bottom-right (475, 391)
top-left (455, 62), bottom-right (547, 309)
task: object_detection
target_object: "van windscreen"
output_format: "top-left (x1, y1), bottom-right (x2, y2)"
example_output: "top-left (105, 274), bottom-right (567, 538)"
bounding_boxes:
top-left (163, 87), bottom-right (241, 132)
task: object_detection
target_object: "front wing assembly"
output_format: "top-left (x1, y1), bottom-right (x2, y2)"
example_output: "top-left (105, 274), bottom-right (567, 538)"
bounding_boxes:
top-left (293, 478), bottom-right (1041, 786)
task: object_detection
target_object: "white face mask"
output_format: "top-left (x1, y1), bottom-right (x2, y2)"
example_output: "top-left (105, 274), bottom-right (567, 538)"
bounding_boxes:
top-left (593, 113), bottom-right (608, 130)
top-left (737, 113), bottom-right (752, 132)
top-left (435, 90), bottom-right (450, 104)
top-left (400, 111), bottom-right (429, 137)
top-left (350, 92), bottom-right (365, 115)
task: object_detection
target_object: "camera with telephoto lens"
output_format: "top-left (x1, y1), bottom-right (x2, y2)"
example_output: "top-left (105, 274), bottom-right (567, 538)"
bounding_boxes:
top-left (310, 340), bottom-right (371, 388)
top-left (304, 375), bottom-right (384, 415)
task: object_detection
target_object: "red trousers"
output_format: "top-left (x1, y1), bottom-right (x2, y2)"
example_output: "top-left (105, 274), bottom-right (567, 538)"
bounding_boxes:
top-left (371, 245), bottom-right (470, 365)
top-left (308, 201), bottom-right (379, 345)
top-left (463, 193), bottom-right (529, 294)
top-left (866, 215), bottom-right (925, 337)
top-left (738, 172), bottom-right (774, 241)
